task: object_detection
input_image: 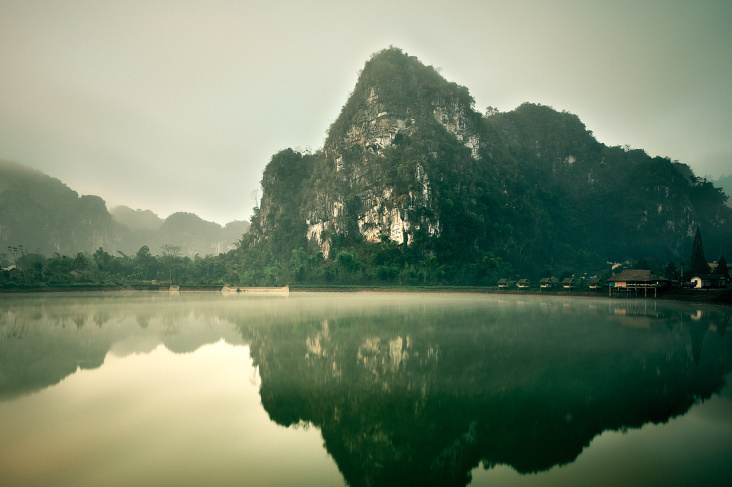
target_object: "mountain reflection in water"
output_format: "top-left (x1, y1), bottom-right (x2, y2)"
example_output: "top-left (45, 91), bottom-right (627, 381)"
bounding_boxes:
top-left (1, 292), bottom-right (730, 486)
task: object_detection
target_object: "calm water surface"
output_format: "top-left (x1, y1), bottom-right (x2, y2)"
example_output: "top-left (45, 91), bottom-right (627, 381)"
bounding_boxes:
top-left (1, 292), bottom-right (731, 486)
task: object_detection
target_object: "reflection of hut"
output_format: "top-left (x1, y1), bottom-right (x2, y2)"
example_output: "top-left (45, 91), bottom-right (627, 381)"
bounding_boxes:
top-left (497, 279), bottom-right (516, 289)
top-left (517, 279), bottom-right (531, 290)
top-left (608, 270), bottom-right (670, 298)
top-left (562, 278), bottom-right (576, 290)
top-left (539, 277), bottom-right (559, 290)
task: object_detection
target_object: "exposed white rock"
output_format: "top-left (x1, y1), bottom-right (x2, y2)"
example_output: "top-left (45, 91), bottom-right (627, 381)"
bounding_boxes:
top-left (389, 209), bottom-right (409, 245)
top-left (351, 164), bottom-right (439, 247)
top-left (340, 88), bottom-right (417, 155)
top-left (306, 220), bottom-right (326, 243)
top-left (358, 205), bottom-right (384, 243)
top-left (332, 200), bottom-right (343, 218)
top-left (306, 219), bottom-right (330, 257)
top-left (416, 164), bottom-right (432, 203)
top-left (465, 134), bottom-right (480, 159)
top-left (302, 86), bottom-right (459, 256)
top-left (433, 102), bottom-right (480, 159)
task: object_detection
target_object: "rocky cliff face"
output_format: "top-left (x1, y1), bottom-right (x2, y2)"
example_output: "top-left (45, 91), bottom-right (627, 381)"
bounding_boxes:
top-left (271, 47), bottom-right (487, 257)
top-left (252, 47), bottom-right (732, 270)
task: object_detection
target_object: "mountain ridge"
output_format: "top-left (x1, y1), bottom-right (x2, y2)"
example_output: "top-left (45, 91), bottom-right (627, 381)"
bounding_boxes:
top-left (248, 47), bottom-right (731, 283)
top-left (0, 159), bottom-right (249, 258)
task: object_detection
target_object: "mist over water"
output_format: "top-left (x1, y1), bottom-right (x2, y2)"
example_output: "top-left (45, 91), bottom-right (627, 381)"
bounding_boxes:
top-left (1, 292), bottom-right (731, 486)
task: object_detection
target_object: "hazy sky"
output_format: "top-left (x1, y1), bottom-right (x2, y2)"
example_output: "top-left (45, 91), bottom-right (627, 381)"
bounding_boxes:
top-left (1, 0), bottom-right (730, 224)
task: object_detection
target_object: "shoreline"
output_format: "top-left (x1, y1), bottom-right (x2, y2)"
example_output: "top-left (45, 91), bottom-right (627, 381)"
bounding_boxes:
top-left (1, 284), bottom-right (730, 307)
top-left (292, 286), bottom-right (732, 307)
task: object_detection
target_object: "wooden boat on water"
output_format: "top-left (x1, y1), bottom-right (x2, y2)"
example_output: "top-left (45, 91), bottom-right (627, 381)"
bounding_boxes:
top-left (221, 285), bottom-right (289, 295)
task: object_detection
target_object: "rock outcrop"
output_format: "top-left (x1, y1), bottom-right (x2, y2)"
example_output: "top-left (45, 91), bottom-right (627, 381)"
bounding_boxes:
top-left (251, 47), bottom-right (732, 270)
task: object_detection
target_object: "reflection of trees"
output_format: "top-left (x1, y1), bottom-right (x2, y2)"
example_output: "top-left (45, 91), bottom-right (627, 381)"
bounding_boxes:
top-left (0, 308), bottom-right (110, 400)
top-left (3, 292), bottom-right (732, 485)
top-left (0, 294), bottom-right (245, 400)
top-left (248, 299), bottom-right (732, 487)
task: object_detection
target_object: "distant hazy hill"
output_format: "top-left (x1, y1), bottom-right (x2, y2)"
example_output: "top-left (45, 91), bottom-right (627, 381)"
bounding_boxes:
top-left (0, 160), bottom-right (117, 256)
top-left (110, 206), bottom-right (164, 230)
top-left (0, 160), bottom-right (249, 257)
top-left (715, 174), bottom-right (732, 208)
top-left (146, 212), bottom-right (249, 257)
top-left (250, 47), bottom-right (731, 279)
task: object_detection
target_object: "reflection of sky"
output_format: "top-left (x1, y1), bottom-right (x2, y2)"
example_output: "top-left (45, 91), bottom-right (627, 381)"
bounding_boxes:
top-left (0, 341), bottom-right (343, 487)
top-left (471, 382), bottom-right (732, 487)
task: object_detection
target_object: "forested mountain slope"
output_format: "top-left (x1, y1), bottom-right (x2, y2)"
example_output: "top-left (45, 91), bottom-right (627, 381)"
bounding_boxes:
top-left (0, 160), bottom-right (248, 258)
top-left (248, 47), bottom-right (730, 283)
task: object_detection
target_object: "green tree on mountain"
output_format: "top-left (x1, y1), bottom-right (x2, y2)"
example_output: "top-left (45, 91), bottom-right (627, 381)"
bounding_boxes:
top-left (717, 256), bottom-right (728, 279)
top-left (689, 228), bottom-right (710, 276)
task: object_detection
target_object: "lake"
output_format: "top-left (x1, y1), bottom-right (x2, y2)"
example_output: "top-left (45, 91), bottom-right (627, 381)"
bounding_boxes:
top-left (1, 291), bottom-right (730, 486)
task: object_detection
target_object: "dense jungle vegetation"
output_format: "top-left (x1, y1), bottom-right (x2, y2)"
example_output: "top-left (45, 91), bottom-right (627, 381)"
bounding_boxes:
top-left (235, 49), bottom-right (731, 288)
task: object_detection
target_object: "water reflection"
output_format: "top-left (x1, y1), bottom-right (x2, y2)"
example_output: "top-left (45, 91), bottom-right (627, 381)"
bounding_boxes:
top-left (0, 293), bottom-right (246, 401)
top-left (0, 292), bottom-right (731, 486)
top-left (246, 295), bottom-right (732, 486)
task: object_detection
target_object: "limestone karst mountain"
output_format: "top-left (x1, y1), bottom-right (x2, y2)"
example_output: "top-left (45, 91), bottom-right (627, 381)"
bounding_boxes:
top-left (251, 47), bottom-right (731, 278)
top-left (0, 159), bottom-right (248, 257)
